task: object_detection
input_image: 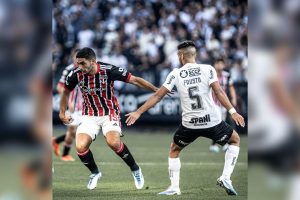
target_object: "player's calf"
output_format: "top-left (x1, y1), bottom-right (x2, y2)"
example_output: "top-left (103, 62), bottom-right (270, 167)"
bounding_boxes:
top-left (106, 132), bottom-right (144, 189)
top-left (169, 142), bottom-right (183, 158)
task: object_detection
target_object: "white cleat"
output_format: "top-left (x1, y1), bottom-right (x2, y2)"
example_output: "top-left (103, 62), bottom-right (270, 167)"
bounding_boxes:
top-left (209, 144), bottom-right (220, 153)
top-left (132, 167), bottom-right (144, 189)
top-left (158, 186), bottom-right (181, 195)
top-left (217, 177), bottom-right (238, 195)
top-left (87, 172), bottom-right (102, 190)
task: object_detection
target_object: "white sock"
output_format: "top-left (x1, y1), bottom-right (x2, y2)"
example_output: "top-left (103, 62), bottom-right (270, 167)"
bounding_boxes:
top-left (289, 174), bottom-right (300, 200)
top-left (168, 157), bottom-right (181, 189)
top-left (221, 145), bottom-right (240, 180)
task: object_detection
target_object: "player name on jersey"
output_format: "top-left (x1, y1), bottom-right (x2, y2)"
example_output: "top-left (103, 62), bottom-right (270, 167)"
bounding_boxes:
top-left (183, 77), bottom-right (201, 86)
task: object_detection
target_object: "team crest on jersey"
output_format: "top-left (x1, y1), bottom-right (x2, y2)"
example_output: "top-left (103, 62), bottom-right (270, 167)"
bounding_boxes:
top-left (188, 68), bottom-right (201, 77)
top-left (100, 75), bottom-right (108, 84)
top-left (180, 70), bottom-right (188, 78)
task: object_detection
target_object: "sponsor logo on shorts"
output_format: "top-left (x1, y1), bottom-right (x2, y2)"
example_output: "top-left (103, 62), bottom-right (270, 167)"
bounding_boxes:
top-left (178, 140), bottom-right (189, 146)
top-left (189, 115), bottom-right (211, 126)
top-left (216, 135), bottom-right (228, 143)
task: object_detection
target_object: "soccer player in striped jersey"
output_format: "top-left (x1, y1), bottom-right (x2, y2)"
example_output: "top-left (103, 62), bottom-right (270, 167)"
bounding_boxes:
top-left (52, 49), bottom-right (82, 161)
top-left (210, 58), bottom-right (237, 153)
top-left (59, 47), bottom-right (158, 190)
top-left (126, 41), bottom-right (245, 196)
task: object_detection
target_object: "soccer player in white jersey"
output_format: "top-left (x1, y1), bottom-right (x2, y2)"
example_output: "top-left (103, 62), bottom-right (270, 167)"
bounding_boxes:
top-left (126, 41), bottom-right (245, 196)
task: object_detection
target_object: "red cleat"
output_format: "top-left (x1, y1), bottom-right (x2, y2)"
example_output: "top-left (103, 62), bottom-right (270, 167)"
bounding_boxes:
top-left (52, 138), bottom-right (61, 156)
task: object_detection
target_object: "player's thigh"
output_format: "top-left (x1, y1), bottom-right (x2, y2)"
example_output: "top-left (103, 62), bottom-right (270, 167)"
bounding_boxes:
top-left (76, 116), bottom-right (101, 141)
top-left (173, 124), bottom-right (198, 148)
top-left (66, 125), bottom-right (77, 138)
top-left (207, 121), bottom-right (233, 146)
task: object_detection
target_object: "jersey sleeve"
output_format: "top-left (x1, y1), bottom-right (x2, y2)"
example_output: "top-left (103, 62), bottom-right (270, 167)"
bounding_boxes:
top-left (208, 66), bottom-right (218, 85)
top-left (58, 67), bottom-right (72, 87)
top-left (109, 65), bottom-right (131, 82)
top-left (64, 70), bottom-right (78, 92)
top-left (162, 70), bottom-right (177, 92)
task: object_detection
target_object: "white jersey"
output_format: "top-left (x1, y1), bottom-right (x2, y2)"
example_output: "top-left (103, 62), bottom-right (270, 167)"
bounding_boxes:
top-left (163, 63), bottom-right (222, 129)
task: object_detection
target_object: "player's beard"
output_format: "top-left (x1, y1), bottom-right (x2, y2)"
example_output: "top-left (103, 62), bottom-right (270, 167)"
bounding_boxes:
top-left (82, 65), bottom-right (93, 75)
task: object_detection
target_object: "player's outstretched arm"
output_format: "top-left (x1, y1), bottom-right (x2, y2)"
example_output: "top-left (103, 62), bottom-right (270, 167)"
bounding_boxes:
top-left (59, 89), bottom-right (73, 125)
top-left (229, 84), bottom-right (237, 107)
top-left (211, 81), bottom-right (245, 127)
top-left (128, 75), bottom-right (158, 92)
top-left (125, 86), bottom-right (169, 126)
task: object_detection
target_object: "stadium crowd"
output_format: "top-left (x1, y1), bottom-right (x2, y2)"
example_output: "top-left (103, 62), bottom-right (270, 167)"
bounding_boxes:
top-left (52, 0), bottom-right (247, 115)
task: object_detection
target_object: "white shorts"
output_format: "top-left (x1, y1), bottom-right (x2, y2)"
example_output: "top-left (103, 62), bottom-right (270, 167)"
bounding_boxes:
top-left (76, 115), bottom-right (122, 140)
top-left (65, 110), bottom-right (82, 127)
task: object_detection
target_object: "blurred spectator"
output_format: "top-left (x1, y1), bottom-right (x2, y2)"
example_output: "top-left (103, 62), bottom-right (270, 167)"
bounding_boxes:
top-left (53, 0), bottom-right (247, 115)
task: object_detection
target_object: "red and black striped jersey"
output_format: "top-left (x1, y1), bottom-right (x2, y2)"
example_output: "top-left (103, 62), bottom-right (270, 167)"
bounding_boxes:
top-left (213, 70), bottom-right (233, 106)
top-left (64, 62), bottom-right (131, 117)
top-left (58, 64), bottom-right (83, 112)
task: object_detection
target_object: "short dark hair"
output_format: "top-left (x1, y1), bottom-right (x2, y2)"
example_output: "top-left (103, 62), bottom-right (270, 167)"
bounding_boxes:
top-left (214, 58), bottom-right (225, 63)
top-left (177, 40), bottom-right (196, 50)
top-left (76, 47), bottom-right (96, 60)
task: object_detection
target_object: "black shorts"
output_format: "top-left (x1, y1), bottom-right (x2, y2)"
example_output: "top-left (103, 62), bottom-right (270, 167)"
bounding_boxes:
top-left (173, 121), bottom-right (233, 148)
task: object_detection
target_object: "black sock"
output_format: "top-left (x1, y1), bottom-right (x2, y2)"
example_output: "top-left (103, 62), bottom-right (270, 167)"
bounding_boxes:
top-left (62, 145), bottom-right (71, 156)
top-left (77, 149), bottom-right (99, 174)
top-left (115, 143), bottom-right (139, 171)
top-left (55, 134), bottom-right (66, 143)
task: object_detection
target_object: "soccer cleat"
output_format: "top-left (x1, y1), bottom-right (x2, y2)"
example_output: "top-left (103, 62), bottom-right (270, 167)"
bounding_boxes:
top-left (60, 155), bottom-right (75, 162)
top-left (52, 138), bottom-right (61, 156)
top-left (217, 177), bottom-right (238, 195)
top-left (158, 186), bottom-right (181, 195)
top-left (132, 167), bottom-right (144, 189)
top-left (87, 172), bottom-right (102, 190)
top-left (209, 144), bottom-right (220, 153)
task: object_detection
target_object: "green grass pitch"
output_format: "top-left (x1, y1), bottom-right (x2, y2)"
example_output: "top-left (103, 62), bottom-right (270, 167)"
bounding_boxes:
top-left (53, 127), bottom-right (247, 200)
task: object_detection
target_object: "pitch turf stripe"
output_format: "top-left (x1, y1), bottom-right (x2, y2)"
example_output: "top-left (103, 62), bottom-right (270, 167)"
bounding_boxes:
top-left (53, 162), bottom-right (247, 166)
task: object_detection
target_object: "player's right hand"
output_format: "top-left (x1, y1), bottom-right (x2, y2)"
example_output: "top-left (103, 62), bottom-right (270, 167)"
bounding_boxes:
top-left (125, 112), bottom-right (141, 126)
top-left (231, 113), bottom-right (245, 127)
top-left (59, 113), bottom-right (73, 125)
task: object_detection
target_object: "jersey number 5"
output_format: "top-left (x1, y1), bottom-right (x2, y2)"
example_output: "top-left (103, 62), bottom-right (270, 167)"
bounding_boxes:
top-left (188, 86), bottom-right (203, 110)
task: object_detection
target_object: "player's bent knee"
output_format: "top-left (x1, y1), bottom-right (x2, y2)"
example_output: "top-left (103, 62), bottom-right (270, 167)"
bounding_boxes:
top-left (76, 142), bottom-right (88, 153)
top-left (229, 131), bottom-right (240, 146)
top-left (76, 133), bottom-right (92, 153)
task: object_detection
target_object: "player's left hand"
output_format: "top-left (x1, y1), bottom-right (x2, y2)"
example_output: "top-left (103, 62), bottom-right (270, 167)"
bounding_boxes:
top-left (231, 113), bottom-right (245, 127)
top-left (125, 112), bottom-right (141, 126)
